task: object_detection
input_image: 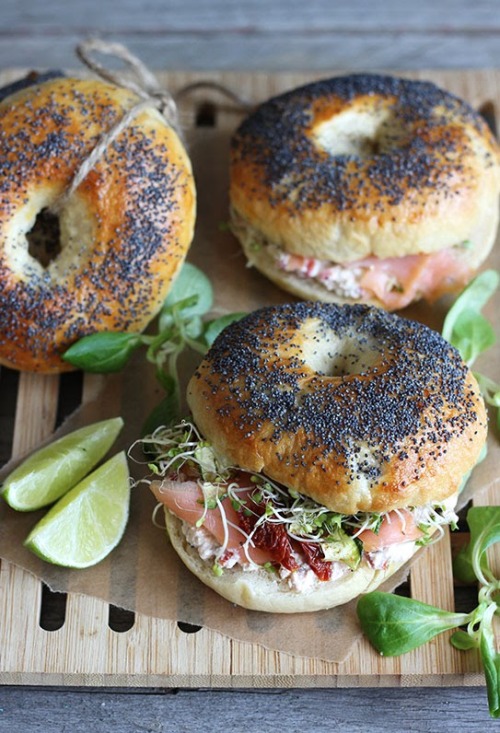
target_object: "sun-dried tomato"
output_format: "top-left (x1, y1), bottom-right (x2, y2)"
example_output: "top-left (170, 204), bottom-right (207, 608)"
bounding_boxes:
top-left (296, 541), bottom-right (333, 581)
top-left (238, 506), bottom-right (299, 572)
top-left (238, 496), bottom-right (336, 580)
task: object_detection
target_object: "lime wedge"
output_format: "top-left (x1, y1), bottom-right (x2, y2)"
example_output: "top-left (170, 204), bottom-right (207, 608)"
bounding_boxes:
top-left (24, 451), bottom-right (130, 568)
top-left (2, 417), bottom-right (124, 511)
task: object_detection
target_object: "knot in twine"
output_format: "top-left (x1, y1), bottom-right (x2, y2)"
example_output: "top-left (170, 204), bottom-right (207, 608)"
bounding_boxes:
top-left (52, 38), bottom-right (183, 213)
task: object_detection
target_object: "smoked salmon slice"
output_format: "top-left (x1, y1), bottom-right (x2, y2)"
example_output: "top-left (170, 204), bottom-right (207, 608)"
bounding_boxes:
top-left (278, 247), bottom-right (471, 309)
top-left (151, 478), bottom-right (271, 565)
top-left (357, 510), bottom-right (424, 553)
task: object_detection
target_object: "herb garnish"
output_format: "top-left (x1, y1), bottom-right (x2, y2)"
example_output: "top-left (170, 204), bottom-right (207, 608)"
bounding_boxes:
top-left (357, 507), bottom-right (500, 718)
top-left (442, 269), bottom-right (500, 427)
top-left (62, 262), bottom-right (245, 431)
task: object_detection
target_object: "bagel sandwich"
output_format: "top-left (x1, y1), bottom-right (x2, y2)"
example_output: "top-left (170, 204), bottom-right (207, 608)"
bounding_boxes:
top-left (147, 303), bottom-right (487, 613)
top-left (229, 74), bottom-right (500, 310)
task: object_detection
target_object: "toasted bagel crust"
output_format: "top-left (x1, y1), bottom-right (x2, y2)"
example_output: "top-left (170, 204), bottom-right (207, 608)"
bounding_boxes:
top-left (230, 74), bottom-right (500, 299)
top-left (0, 76), bottom-right (196, 373)
top-left (187, 303), bottom-right (487, 515)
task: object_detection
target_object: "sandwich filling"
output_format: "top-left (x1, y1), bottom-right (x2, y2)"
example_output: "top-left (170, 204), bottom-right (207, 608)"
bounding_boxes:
top-left (231, 212), bottom-right (473, 309)
top-left (144, 421), bottom-right (459, 592)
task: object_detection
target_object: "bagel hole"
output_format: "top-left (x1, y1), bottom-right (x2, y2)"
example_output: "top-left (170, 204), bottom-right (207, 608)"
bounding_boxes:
top-left (303, 330), bottom-right (381, 378)
top-left (313, 353), bottom-right (355, 378)
top-left (26, 208), bottom-right (61, 268)
top-left (313, 108), bottom-right (407, 159)
top-left (308, 349), bottom-right (378, 378)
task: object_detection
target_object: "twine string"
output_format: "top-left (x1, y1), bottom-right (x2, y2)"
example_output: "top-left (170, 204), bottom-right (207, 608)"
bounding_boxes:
top-left (51, 38), bottom-right (182, 213)
top-left (76, 38), bottom-right (161, 100)
top-left (51, 38), bottom-right (251, 214)
top-left (174, 80), bottom-right (254, 112)
top-left (76, 38), bottom-right (181, 126)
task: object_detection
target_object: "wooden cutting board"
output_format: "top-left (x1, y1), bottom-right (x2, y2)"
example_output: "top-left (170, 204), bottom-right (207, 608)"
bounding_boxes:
top-left (0, 69), bottom-right (498, 687)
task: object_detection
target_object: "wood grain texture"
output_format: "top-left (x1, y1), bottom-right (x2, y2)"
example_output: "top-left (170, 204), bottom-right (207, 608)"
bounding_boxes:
top-left (11, 374), bottom-right (59, 457)
top-left (1, 0), bottom-right (500, 70)
top-left (0, 686), bottom-right (495, 733)
top-left (0, 1), bottom-right (499, 723)
top-left (5, 0), bottom-right (500, 31)
top-left (3, 33), bottom-right (500, 72)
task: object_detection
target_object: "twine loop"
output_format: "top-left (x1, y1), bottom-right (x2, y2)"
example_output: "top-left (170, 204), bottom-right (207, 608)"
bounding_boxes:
top-left (51, 38), bottom-right (252, 214)
top-left (75, 38), bottom-right (181, 126)
top-left (52, 38), bottom-right (182, 213)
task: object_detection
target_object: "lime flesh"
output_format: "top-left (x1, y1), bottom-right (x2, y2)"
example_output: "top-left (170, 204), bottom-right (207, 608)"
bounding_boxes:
top-left (24, 451), bottom-right (130, 568)
top-left (2, 417), bottom-right (124, 511)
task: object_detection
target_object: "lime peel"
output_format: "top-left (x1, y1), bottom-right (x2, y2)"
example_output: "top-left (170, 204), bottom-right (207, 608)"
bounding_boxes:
top-left (24, 451), bottom-right (131, 569)
top-left (1, 417), bottom-right (124, 511)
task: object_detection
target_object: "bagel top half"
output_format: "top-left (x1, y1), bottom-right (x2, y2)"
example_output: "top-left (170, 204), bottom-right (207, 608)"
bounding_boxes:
top-left (0, 75), bottom-right (196, 373)
top-left (187, 302), bottom-right (487, 515)
top-left (230, 74), bottom-right (500, 266)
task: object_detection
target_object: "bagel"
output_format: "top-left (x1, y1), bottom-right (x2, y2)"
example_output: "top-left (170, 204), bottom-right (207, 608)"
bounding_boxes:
top-left (229, 74), bottom-right (500, 310)
top-left (0, 75), bottom-right (196, 373)
top-left (148, 303), bottom-right (487, 612)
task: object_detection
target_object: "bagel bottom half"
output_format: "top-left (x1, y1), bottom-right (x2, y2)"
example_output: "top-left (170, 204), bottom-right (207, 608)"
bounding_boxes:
top-left (164, 506), bottom-right (445, 614)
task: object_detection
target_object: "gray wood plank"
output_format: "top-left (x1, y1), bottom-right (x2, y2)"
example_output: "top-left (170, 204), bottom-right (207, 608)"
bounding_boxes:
top-left (1, 32), bottom-right (500, 71)
top-left (0, 686), bottom-right (495, 732)
top-left (3, 0), bottom-right (500, 31)
top-left (2, 0), bottom-right (499, 70)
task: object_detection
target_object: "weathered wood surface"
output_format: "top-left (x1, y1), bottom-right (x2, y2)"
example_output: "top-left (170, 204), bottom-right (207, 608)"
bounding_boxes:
top-left (1, 2), bottom-right (499, 731)
top-left (2, 0), bottom-right (500, 70)
top-left (0, 686), bottom-right (496, 733)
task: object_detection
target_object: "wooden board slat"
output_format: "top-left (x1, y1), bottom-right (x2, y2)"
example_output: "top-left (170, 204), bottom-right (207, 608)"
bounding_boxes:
top-left (4, 0), bottom-right (500, 70)
top-left (7, 0), bottom-right (500, 32)
top-left (12, 373), bottom-right (59, 457)
top-left (0, 68), bottom-right (498, 688)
